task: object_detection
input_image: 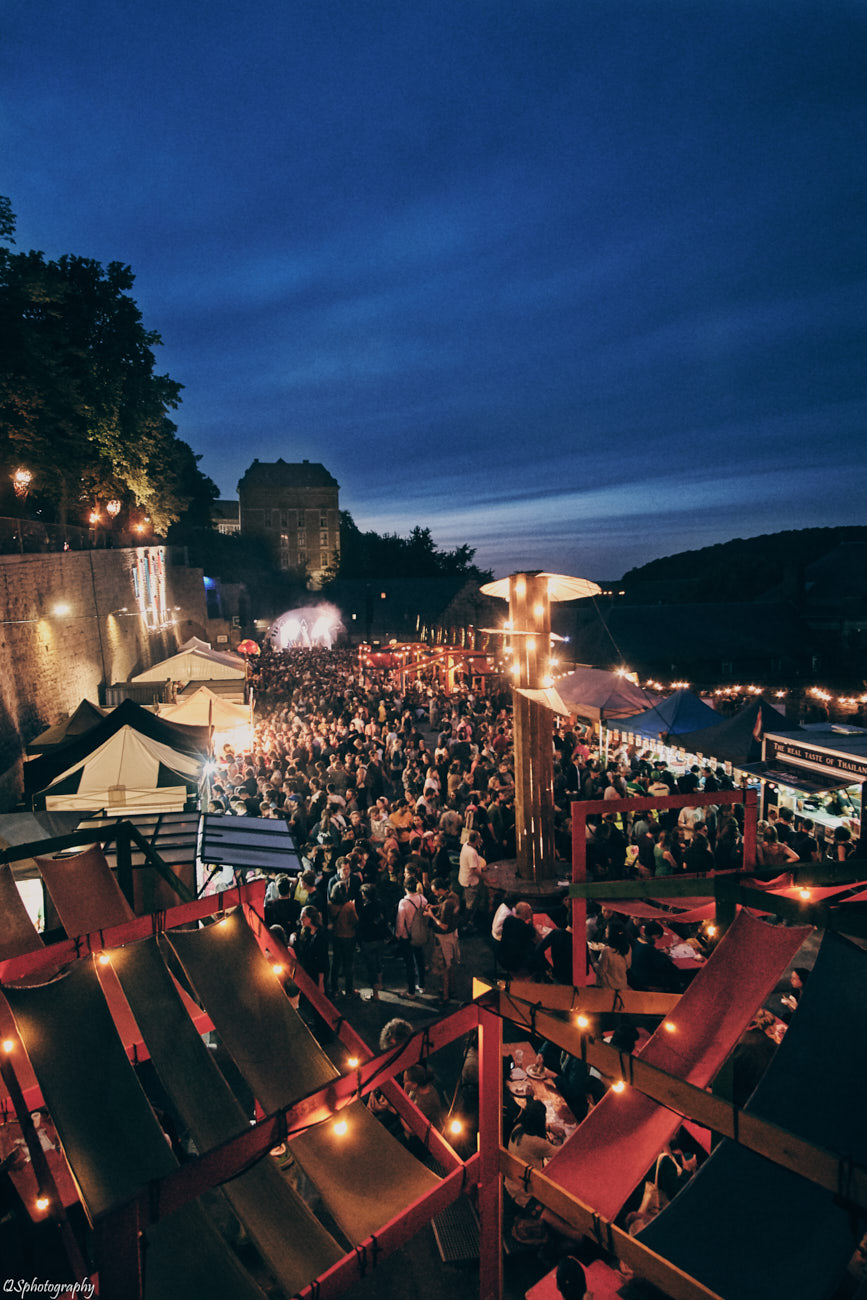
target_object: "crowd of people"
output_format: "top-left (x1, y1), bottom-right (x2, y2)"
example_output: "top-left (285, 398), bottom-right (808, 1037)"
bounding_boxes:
top-left (200, 646), bottom-right (830, 1283)
top-left (204, 646), bottom-right (826, 1002)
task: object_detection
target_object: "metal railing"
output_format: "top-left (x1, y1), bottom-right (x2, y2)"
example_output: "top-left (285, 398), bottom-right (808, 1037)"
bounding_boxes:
top-left (0, 516), bottom-right (153, 554)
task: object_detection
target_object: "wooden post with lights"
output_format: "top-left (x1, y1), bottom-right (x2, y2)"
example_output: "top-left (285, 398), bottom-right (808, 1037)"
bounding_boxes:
top-left (481, 571), bottom-right (601, 884)
top-left (509, 572), bottom-right (556, 878)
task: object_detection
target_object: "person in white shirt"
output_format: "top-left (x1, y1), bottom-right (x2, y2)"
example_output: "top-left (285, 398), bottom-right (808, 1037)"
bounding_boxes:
top-left (458, 831), bottom-right (486, 926)
top-left (491, 896), bottom-right (517, 942)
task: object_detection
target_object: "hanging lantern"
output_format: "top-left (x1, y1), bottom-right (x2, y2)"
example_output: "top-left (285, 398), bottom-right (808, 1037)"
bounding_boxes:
top-left (11, 468), bottom-right (32, 498)
top-left (106, 499), bottom-right (121, 518)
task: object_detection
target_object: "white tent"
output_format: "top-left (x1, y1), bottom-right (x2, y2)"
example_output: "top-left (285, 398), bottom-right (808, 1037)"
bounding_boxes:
top-left (39, 726), bottom-right (202, 814)
top-left (157, 686), bottom-right (253, 752)
top-left (131, 638), bottom-right (246, 684)
top-left (517, 665), bottom-right (651, 723)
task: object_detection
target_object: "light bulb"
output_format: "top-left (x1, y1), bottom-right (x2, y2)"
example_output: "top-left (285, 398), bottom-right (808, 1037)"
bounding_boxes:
top-left (611, 1080), bottom-right (626, 1094)
top-left (333, 1119), bottom-right (348, 1136)
top-left (575, 1013), bottom-right (590, 1030)
top-left (449, 1118), bottom-right (463, 1136)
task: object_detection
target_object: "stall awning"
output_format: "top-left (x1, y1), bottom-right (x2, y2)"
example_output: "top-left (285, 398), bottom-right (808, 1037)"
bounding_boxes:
top-left (738, 761), bottom-right (851, 794)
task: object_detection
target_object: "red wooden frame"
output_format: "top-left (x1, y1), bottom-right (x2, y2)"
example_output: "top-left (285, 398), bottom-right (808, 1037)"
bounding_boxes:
top-left (570, 789), bottom-right (758, 985)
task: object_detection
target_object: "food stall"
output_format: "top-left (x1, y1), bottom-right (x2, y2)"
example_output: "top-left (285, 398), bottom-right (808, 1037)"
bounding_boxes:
top-left (759, 726), bottom-right (866, 850)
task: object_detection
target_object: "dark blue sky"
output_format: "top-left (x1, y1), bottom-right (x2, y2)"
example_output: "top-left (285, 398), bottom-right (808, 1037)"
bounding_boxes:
top-left (4, 0), bottom-right (865, 577)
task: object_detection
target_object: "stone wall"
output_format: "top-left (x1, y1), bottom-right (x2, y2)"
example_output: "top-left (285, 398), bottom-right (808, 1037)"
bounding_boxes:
top-left (0, 546), bottom-right (208, 809)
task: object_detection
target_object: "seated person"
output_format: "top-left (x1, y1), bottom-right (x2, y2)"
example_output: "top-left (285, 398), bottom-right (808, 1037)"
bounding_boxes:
top-left (500, 902), bottom-right (544, 974)
top-left (538, 922), bottom-right (574, 985)
top-left (504, 1099), bottom-right (557, 1209)
top-left (628, 920), bottom-right (682, 992)
top-left (554, 1055), bottom-right (606, 1123)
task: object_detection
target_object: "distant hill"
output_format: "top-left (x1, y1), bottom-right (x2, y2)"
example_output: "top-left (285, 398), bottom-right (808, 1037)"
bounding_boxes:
top-left (620, 526), bottom-right (867, 604)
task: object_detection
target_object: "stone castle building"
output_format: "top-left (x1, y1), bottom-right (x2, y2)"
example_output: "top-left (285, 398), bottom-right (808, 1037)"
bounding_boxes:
top-left (236, 458), bottom-right (340, 585)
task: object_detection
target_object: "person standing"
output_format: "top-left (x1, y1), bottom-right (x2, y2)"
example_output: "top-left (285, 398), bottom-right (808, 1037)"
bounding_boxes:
top-left (357, 883), bottom-right (391, 1001)
top-left (458, 829), bottom-right (486, 928)
top-left (328, 861), bottom-right (359, 997)
top-left (427, 877), bottom-right (460, 1003)
top-left (395, 877), bottom-right (428, 998)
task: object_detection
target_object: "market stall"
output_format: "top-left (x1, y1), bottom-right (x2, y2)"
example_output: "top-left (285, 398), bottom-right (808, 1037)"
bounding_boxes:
top-left (749, 726), bottom-right (866, 851)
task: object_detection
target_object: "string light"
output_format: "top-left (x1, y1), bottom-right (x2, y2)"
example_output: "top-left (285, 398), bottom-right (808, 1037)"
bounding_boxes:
top-left (97, 953), bottom-right (111, 966)
top-left (611, 1080), bottom-right (627, 1093)
top-left (333, 1118), bottom-right (348, 1136)
top-left (575, 1013), bottom-right (590, 1030)
top-left (798, 888), bottom-right (812, 901)
top-left (448, 1118), bottom-right (463, 1137)
top-left (663, 1021), bottom-right (676, 1033)
top-left (347, 1056), bottom-right (360, 1070)
top-left (35, 1196), bottom-right (50, 1212)
top-left (271, 962), bottom-right (285, 977)
top-left (2, 1039), bottom-right (14, 1054)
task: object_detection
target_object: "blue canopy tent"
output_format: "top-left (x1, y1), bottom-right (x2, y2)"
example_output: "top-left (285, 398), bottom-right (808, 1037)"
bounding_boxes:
top-left (609, 688), bottom-right (722, 741)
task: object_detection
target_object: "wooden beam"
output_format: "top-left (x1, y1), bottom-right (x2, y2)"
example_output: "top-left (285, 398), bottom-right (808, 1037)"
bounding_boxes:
top-left (569, 875), bottom-right (722, 900)
top-left (714, 880), bottom-right (867, 942)
top-left (478, 1005), bottom-right (504, 1300)
top-left (492, 991), bottom-right (867, 1214)
top-left (0, 824), bottom-right (118, 865)
top-left (125, 821), bottom-right (195, 902)
top-left (483, 976), bottom-right (679, 1017)
top-left (500, 1149), bottom-right (723, 1300)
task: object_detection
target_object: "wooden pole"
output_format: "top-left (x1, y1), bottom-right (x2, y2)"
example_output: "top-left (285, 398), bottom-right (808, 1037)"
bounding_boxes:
top-left (477, 1004), bottom-right (503, 1300)
top-left (571, 799), bottom-right (588, 985)
top-left (509, 572), bottom-right (555, 881)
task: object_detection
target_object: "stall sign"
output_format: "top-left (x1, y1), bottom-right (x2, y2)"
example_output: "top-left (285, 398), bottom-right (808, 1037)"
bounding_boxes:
top-left (766, 737), bottom-right (867, 782)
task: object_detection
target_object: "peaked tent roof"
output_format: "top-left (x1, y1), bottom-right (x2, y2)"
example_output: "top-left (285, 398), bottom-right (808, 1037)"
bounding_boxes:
top-left (677, 697), bottom-right (803, 765)
top-left (24, 698), bottom-right (208, 796)
top-left (157, 685), bottom-right (251, 730)
top-left (26, 699), bottom-right (107, 754)
top-left (36, 726), bottom-right (203, 814)
top-left (131, 639), bottom-right (246, 683)
top-left (612, 688), bottom-right (722, 738)
top-left (519, 666), bottom-right (651, 722)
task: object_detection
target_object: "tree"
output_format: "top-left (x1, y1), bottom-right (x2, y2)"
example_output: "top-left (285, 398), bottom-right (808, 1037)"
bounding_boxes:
top-left (0, 202), bottom-right (213, 531)
top-left (325, 510), bottom-right (492, 583)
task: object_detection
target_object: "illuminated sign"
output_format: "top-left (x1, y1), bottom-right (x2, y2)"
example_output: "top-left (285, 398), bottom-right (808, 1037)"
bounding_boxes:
top-left (766, 736), bottom-right (867, 782)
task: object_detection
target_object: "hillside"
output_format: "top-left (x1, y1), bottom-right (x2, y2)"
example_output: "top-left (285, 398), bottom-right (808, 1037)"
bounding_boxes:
top-left (620, 526), bottom-right (867, 604)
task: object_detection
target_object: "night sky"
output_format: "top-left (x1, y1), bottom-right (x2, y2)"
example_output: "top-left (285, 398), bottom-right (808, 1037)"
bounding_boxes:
top-left (4, 1), bottom-right (865, 578)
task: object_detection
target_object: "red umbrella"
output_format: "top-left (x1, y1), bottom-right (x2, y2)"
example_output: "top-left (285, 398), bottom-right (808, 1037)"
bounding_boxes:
top-left (235, 639), bottom-right (261, 655)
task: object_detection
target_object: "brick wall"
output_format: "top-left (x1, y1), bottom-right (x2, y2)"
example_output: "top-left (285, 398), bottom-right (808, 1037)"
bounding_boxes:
top-left (0, 546), bottom-right (208, 809)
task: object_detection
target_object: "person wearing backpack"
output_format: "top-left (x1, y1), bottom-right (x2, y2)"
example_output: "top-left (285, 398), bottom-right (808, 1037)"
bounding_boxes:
top-left (395, 876), bottom-right (429, 998)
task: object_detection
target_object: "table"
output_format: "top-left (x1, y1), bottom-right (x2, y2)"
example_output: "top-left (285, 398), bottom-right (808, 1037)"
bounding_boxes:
top-left (504, 1041), bottom-right (577, 1145)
